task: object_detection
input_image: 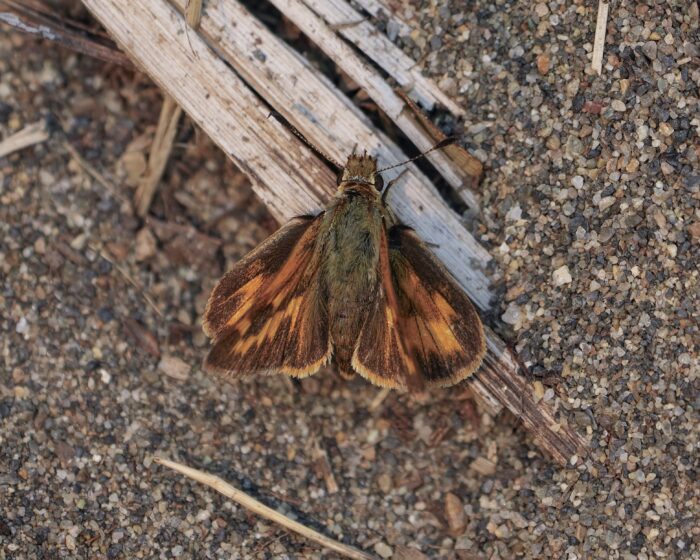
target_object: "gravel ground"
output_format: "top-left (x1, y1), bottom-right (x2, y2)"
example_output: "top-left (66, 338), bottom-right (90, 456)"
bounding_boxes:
top-left (1, 1), bottom-right (698, 559)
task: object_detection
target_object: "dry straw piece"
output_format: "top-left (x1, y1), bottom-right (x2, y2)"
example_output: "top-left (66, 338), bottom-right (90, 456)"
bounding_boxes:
top-left (0, 120), bottom-right (49, 158)
top-left (591, 0), bottom-right (609, 75)
top-left (153, 456), bottom-right (377, 560)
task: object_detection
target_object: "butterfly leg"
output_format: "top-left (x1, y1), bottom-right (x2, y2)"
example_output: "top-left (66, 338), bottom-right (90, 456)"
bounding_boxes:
top-left (380, 169), bottom-right (409, 203)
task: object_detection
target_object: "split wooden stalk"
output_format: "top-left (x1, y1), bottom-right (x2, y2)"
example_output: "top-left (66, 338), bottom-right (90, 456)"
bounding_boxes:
top-left (81, 0), bottom-right (587, 465)
top-left (265, 0), bottom-right (480, 210)
top-left (302, 0), bottom-right (462, 116)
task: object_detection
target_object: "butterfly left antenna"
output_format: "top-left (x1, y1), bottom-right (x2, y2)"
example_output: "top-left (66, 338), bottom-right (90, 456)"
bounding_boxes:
top-left (268, 111), bottom-right (343, 173)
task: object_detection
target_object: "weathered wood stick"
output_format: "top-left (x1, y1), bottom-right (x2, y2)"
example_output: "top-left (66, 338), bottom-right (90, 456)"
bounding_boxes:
top-left (302, 0), bottom-right (463, 116)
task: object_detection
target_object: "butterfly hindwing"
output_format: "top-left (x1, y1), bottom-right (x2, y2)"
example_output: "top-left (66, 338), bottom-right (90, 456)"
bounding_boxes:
top-left (203, 214), bottom-right (331, 378)
top-left (353, 224), bottom-right (486, 389)
top-left (351, 224), bottom-right (416, 389)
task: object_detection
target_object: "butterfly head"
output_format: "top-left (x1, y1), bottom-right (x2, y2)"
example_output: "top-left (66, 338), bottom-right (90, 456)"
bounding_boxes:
top-left (337, 152), bottom-right (384, 193)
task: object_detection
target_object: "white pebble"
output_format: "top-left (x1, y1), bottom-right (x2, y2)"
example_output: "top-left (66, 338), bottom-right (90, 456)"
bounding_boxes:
top-left (502, 302), bottom-right (522, 326)
top-left (15, 316), bottom-right (28, 334)
top-left (374, 542), bottom-right (393, 558)
top-left (506, 204), bottom-right (522, 221)
top-left (611, 100), bottom-right (626, 112)
top-left (552, 265), bottom-right (573, 286)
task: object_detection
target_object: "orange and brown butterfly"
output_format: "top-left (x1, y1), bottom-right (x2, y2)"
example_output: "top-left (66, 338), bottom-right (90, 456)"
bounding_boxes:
top-left (203, 117), bottom-right (486, 392)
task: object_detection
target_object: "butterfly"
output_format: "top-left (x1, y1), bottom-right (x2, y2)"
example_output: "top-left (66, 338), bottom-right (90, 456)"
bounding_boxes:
top-left (203, 120), bottom-right (485, 392)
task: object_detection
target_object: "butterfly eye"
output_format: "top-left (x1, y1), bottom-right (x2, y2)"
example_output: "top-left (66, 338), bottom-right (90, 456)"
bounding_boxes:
top-left (375, 174), bottom-right (384, 191)
top-left (336, 172), bottom-right (343, 186)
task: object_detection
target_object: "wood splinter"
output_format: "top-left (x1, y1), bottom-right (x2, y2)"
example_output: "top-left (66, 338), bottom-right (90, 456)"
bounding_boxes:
top-left (134, 95), bottom-right (183, 217)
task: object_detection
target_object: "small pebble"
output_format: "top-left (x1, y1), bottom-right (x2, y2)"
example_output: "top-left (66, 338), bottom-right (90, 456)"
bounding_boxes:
top-left (552, 265), bottom-right (573, 286)
top-left (658, 122), bottom-right (674, 136)
top-left (642, 40), bottom-right (658, 59)
top-left (374, 542), bottom-right (393, 558)
top-left (611, 100), bottom-right (626, 112)
top-left (158, 355), bottom-right (190, 380)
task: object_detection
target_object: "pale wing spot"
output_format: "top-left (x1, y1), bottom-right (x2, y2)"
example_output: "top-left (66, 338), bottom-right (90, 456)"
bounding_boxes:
top-left (271, 289), bottom-right (287, 309)
top-left (224, 275), bottom-right (264, 328)
top-left (232, 308), bottom-right (286, 354)
top-left (433, 292), bottom-right (457, 322)
top-left (237, 317), bottom-right (252, 335)
top-left (398, 340), bottom-right (418, 376)
top-left (287, 296), bottom-right (302, 330)
top-left (233, 331), bottom-right (258, 354)
top-left (385, 306), bottom-right (395, 326)
top-left (427, 319), bottom-right (462, 353)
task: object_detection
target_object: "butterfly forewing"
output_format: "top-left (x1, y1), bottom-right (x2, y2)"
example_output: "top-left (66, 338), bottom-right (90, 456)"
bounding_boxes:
top-left (353, 225), bottom-right (486, 389)
top-left (203, 214), bottom-right (332, 378)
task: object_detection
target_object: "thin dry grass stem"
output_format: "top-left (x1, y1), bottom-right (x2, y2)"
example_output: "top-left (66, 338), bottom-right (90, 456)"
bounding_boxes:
top-left (591, 0), bottom-right (609, 75)
top-left (153, 456), bottom-right (377, 560)
top-left (90, 243), bottom-right (164, 317)
top-left (63, 141), bottom-right (128, 203)
top-left (135, 95), bottom-right (183, 217)
top-left (0, 120), bottom-right (49, 158)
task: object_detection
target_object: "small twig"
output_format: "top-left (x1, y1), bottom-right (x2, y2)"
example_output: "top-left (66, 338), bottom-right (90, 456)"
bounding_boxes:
top-left (153, 456), bottom-right (377, 560)
top-left (329, 19), bottom-right (365, 31)
top-left (184, 0), bottom-right (202, 28)
top-left (63, 141), bottom-right (128, 203)
top-left (0, 0), bottom-right (134, 68)
top-left (0, 120), bottom-right (49, 158)
top-left (311, 438), bottom-right (339, 494)
top-left (591, 0), bottom-right (609, 75)
top-left (90, 243), bottom-right (164, 317)
top-left (368, 387), bottom-right (390, 412)
top-left (134, 95), bottom-right (183, 217)
top-left (394, 88), bottom-right (482, 191)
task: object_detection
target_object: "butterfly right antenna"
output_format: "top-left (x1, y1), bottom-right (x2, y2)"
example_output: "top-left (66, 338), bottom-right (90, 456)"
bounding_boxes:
top-left (377, 137), bottom-right (457, 203)
top-left (268, 111), bottom-right (343, 174)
